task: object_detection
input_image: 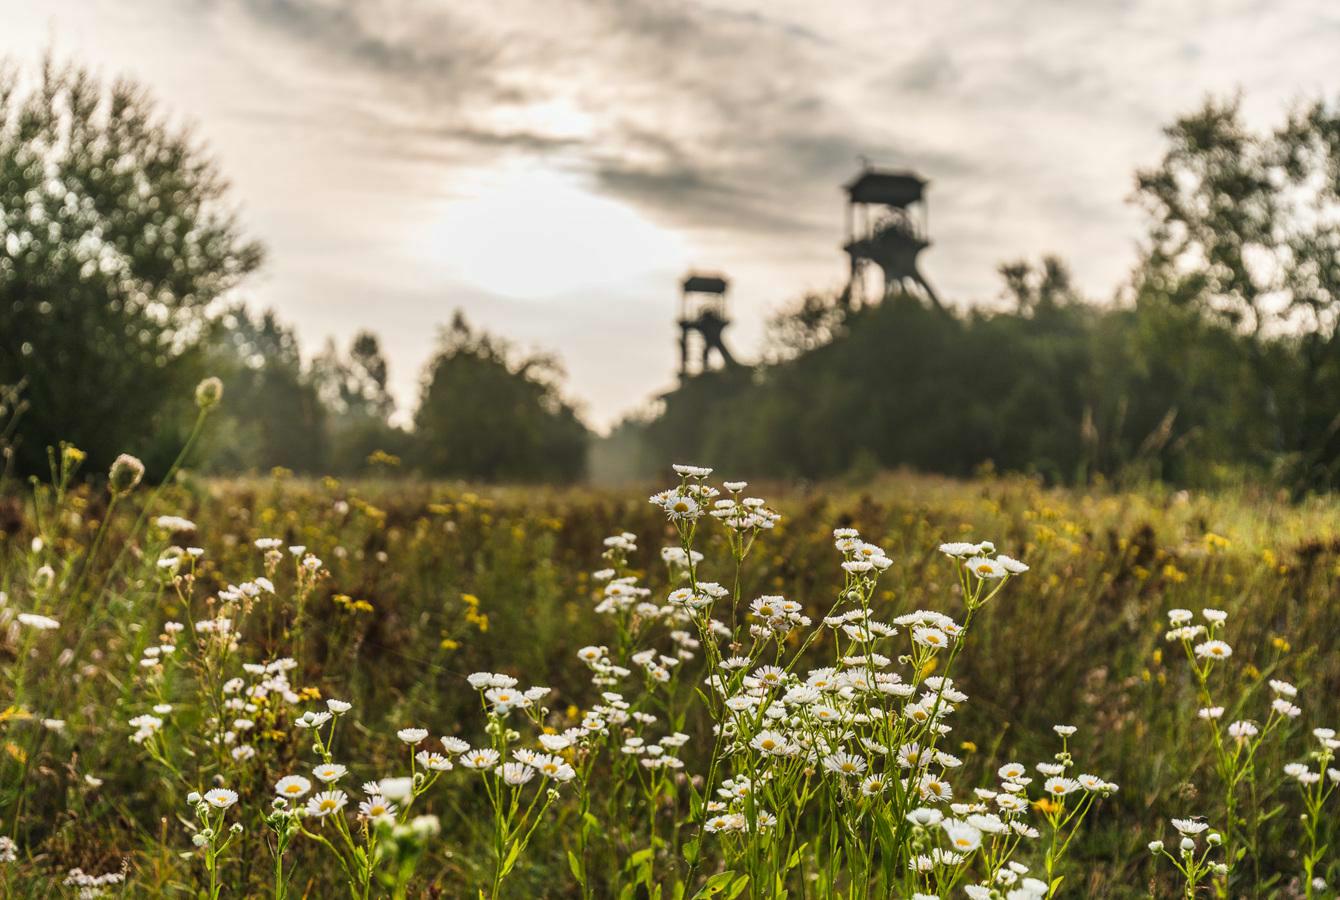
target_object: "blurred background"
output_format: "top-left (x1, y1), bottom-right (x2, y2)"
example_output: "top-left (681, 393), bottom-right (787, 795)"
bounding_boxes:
top-left (3, 1), bottom-right (1340, 491)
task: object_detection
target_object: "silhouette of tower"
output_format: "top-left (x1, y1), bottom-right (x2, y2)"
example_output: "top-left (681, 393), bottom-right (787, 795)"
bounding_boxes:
top-left (677, 273), bottom-right (737, 378)
top-left (841, 167), bottom-right (942, 310)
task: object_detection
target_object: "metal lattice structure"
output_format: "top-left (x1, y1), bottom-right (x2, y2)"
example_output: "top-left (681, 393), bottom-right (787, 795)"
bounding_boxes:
top-left (841, 166), bottom-right (942, 310)
top-left (677, 273), bottom-right (737, 378)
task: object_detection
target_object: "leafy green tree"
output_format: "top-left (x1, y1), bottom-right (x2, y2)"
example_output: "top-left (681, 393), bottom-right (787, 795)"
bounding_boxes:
top-left (1134, 95), bottom-right (1340, 486)
top-left (765, 289), bottom-right (849, 361)
top-left (998, 256), bottom-right (1081, 317)
top-left (313, 331), bottom-right (394, 423)
top-left (204, 307), bottom-right (326, 473)
top-left (0, 57), bottom-right (262, 475)
top-left (311, 331), bottom-right (410, 474)
top-left (413, 313), bottom-right (587, 482)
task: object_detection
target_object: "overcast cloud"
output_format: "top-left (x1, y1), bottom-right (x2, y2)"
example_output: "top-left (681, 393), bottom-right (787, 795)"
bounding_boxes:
top-left (3, 0), bottom-right (1338, 427)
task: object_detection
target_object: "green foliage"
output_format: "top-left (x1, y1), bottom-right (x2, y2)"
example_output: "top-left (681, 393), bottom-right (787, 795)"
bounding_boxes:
top-left (0, 57), bottom-right (263, 476)
top-left (0, 56), bottom-right (587, 485)
top-left (201, 306), bottom-right (329, 473)
top-left (413, 313), bottom-right (588, 482)
top-left (613, 95), bottom-right (1340, 492)
top-left (6, 451), bottom-right (1340, 896)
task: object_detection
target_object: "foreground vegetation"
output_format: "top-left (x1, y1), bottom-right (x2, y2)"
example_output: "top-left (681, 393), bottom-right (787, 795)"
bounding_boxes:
top-left (2, 393), bottom-right (1340, 897)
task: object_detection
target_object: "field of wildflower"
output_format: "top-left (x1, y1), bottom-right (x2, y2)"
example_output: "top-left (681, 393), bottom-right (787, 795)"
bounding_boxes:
top-left (5, 392), bottom-right (1340, 897)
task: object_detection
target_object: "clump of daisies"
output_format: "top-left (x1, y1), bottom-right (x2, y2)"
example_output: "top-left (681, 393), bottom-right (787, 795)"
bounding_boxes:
top-left (261, 697), bottom-right (460, 899)
top-left (185, 786), bottom-right (241, 899)
top-left (62, 864), bottom-right (127, 899)
top-left (90, 457), bottom-right (1122, 897)
top-left (633, 465), bottom-right (1115, 896)
top-left (1149, 818), bottom-right (1227, 898)
top-left (1284, 726), bottom-right (1340, 899)
top-left (1163, 605), bottom-right (1321, 890)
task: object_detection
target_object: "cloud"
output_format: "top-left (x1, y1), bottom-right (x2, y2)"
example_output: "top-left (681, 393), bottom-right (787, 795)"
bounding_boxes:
top-left (8, 0), bottom-right (1340, 426)
top-left (206, 0), bottom-right (866, 239)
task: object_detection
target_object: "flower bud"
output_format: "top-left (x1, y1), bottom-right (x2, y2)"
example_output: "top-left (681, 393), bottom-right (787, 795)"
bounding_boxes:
top-left (195, 377), bottom-right (224, 410)
top-left (1180, 837), bottom-right (1195, 852)
top-left (1147, 840), bottom-right (1163, 853)
top-left (1207, 832), bottom-right (1222, 846)
top-left (109, 454), bottom-right (145, 495)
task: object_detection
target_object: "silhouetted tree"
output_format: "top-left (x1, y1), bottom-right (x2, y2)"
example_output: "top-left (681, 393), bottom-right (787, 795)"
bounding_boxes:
top-left (204, 307), bottom-right (326, 473)
top-left (413, 313), bottom-right (587, 482)
top-left (765, 289), bottom-right (849, 360)
top-left (311, 332), bottom-right (409, 473)
top-left (998, 256), bottom-right (1080, 316)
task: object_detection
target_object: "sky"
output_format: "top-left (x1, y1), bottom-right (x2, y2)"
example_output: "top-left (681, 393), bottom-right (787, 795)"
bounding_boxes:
top-left (2, 0), bottom-right (1339, 430)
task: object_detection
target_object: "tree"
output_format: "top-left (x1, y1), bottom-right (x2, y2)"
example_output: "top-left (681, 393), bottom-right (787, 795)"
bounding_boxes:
top-left (998, 256), bottom-right (1080, 316)
top-left (0, 57), bottom-right (263, 475)
top-left (765, 289), bottom-right (849, 360)
top-left (204, 307), bottom-right (326, 473)
top-left (310, 331), bottom-right (408, 474)
top-left (1135, 95), bottom-right (1340, 485)
top-left (413, 313), bottom-right (587, 482)
top-left (312, 331), bottom-right (394, 423)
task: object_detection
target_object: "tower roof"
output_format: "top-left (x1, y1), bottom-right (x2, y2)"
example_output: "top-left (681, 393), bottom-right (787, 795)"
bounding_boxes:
top-left (844, 170), bottom-right (927, 208)
top-left (682, 273), bottom-right (729, 295)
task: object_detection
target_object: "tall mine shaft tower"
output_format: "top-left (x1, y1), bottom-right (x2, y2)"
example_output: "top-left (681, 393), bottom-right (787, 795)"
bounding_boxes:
top-left (841, 167), bottom-right (941, 310)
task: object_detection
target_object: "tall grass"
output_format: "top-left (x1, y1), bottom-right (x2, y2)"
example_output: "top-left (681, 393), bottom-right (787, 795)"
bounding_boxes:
top-left (4, 388), bottom-right (1340, 897)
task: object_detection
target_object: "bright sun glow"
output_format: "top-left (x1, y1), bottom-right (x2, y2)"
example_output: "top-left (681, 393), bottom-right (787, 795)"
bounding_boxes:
top-left (417, 162), bottom-right (687, 300)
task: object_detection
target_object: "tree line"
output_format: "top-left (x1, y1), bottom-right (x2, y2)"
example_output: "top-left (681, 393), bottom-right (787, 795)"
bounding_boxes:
top-left (5, 56), bottom-right (1340, 489)
top-left (0, 59), bottom-right (586, 483)
top-left (606, 96), bottom-right (1340, 492)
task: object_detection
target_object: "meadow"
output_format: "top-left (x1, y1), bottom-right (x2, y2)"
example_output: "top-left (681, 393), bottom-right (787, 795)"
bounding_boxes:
top-left (4, 396), bottom-right (1340, 897)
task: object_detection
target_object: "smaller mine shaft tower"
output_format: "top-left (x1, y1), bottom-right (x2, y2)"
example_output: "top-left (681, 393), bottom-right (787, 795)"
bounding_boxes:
top-left (842, 167), bottom-right (942, 310)
top-left (677, 273), bottom-right (737, 379)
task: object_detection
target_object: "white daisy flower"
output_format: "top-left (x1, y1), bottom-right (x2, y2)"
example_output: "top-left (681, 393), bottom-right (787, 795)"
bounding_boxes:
top-left (275, 775), bottom-right (312, 799)
top-left (1171, 818), bottom-right (1209, 836)
top-left (461, 748), bottom-right (501, 770)
top-left (500, 762), bottom-right (534, 785)
top-left (1194, 640), bottom-right (1232, 660)
top-left (440, 736), bottom-right (470, 754)
top-left (1044, 777), bottom-right (1080, 797)
top-left (821, 752), bottom-right (867, 777)
top-left (964, 557), bottom-right (1007, 579)
top-left (313, 763), bottom-right (347, 783)
top-left (942, 820), bottom-right (983, 853)
top-left (416, 751), bottom-right (453, 771)
top-left (358, 795), bottom-right (397, 820)
top-left (306, 790), bottom-right (349, 817)
top-left (203, 788), bottom-right (238, 810)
